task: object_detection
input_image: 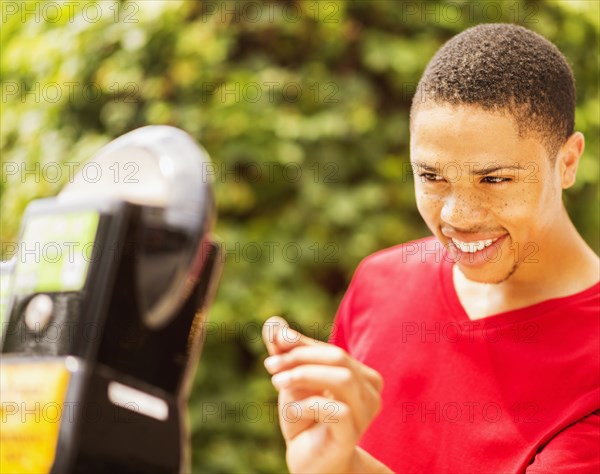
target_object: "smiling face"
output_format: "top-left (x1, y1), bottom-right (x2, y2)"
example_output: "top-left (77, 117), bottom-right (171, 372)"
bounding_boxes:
top-left (410, 104), bottom-right (566, 284)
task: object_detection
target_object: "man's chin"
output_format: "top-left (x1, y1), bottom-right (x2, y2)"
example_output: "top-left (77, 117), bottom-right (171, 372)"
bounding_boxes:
top-left (457, 261), bottom-right (519, 285)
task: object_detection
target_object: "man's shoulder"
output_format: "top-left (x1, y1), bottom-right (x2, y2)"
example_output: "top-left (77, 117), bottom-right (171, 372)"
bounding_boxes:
top-left (356, 235), bottom-right (446, 276)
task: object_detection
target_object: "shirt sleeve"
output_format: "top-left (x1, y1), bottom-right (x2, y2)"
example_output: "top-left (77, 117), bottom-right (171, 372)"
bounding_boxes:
top-left (525, 409), bottom-right (600, 474)
top-left (329, 259), bottom-right (367, 351)
top-left (328, 284), bottom-right (352, 351)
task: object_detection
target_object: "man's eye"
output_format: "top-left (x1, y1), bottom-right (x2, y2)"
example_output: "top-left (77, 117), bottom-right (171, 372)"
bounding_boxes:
top-left (418, 173), bottom-right (444, 182)
top-left (482, 176), bottom-right (512, 184)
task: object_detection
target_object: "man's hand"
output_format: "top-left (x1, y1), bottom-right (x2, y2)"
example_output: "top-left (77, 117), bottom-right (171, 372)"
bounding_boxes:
top-left (262, 316), bottom-right (389, 473)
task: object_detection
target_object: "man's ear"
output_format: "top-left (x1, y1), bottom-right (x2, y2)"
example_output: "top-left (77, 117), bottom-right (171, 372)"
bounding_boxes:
top-left (558, 132), bottom-right (585, 189)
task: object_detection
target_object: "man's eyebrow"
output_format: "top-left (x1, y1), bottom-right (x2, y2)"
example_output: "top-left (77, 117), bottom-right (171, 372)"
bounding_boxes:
top-left (412, 161), bottom-right (439, 173)
top-left (471, 164), bottom-right (527, 176)
top-left (412, 161), bottom-right (527, 175)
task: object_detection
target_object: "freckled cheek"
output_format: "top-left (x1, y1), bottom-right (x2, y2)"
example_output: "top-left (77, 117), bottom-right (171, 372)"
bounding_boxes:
top-left (416, 192), bottom-right (443, 223)
top-left (491, 195), bottom-right (538, 232)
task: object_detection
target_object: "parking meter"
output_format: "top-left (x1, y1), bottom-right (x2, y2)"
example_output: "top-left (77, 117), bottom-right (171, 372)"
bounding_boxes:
top-left (0, 126), bottom-right (222, 473)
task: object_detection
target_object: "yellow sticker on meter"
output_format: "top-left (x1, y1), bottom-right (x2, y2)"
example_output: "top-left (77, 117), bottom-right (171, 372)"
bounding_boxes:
top-left (0, 360), bottom-right (71, 474)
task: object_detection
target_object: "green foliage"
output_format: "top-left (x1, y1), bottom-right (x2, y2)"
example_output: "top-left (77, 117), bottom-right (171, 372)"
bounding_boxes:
top-left (1, 1), bottom-right (598, 472)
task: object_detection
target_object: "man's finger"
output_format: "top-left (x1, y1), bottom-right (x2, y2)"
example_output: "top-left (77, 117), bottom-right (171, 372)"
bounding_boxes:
top-left (281, 396), bottom-right (358, 446)
top-left (270, 364), bottom-right (372, 430)
top-left (274, 324), bottom-right (323, 352)
top-left (264, 345), bottom-right (351, 374)
top-left (277, 386), bottom-right (318, 441)
top-left (262, 316), bottom-right (289, 356)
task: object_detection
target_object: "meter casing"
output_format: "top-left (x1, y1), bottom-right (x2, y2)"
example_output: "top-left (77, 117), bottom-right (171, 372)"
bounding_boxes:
top-left (1, 126), bottom-right (221, 473)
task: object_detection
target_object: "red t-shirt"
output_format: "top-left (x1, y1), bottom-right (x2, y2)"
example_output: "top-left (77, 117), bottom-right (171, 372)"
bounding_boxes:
top-left (330, 237), bottom-right (600, 473)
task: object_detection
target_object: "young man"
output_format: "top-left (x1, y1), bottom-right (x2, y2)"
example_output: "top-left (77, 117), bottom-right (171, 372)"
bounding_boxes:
top-left (262, 23), bottom-right (599, 473)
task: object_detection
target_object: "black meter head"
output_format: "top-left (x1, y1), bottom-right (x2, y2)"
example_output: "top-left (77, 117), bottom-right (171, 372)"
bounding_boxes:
top-left (1, 126), bottom-right (222, 473)
top-left (60, 125), bottom-right (216, 329)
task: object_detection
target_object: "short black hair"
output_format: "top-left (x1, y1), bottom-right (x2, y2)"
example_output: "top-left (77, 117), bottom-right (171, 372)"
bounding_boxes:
top-left (410, 23), bottom-right (576, 158)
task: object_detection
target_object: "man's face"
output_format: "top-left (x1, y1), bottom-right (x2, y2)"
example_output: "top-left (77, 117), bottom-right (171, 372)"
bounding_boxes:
top-left (410, 104), bottom-right (562, 284)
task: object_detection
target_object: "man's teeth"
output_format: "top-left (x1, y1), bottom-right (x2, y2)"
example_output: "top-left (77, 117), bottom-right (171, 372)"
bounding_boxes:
top-left (451, 237), bottom-right (498, 253)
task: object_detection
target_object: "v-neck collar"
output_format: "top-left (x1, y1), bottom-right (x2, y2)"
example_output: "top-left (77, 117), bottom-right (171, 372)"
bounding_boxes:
top-left (439, 251), bottom-right (600, 326)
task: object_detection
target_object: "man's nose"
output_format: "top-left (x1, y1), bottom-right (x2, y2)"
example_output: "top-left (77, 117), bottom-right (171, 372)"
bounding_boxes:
top-left (440, 192), bottom-right (488, 229)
